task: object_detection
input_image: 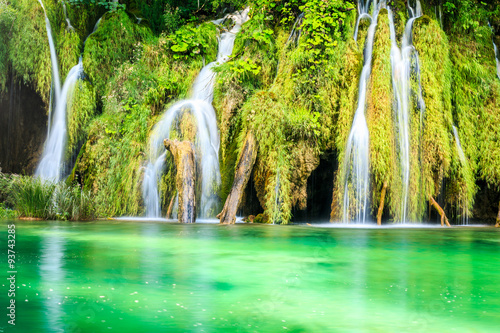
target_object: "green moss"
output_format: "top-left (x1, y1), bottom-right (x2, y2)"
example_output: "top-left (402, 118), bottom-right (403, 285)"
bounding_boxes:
top-left (77, 102), bottom-right (151, 216)
top-left (83, 10), bottom-right (151, 98)
top-left (413, 17), bottom-right (453, 219)
top-left (365, 10), bottom-right (397, 219)
top-left (448, 23), bottom-right (500, 208)
top-left (212, 4), bottom-right (359, 223)
top-left (75, 18), bottom-right (218, 216)
top-left (6, 0), bottom-right (52, 103)
top-left (0, 2), bottom-right (15, 91)
top-left (67, 79), bottom-right (97, 155)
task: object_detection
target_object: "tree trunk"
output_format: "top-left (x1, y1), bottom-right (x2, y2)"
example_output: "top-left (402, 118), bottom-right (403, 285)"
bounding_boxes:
top-left (496, 201), bottom-right (500, 228)
top-left (377, 181), bottom-right (388, 225)
top-left (429, 195), bottom-right (451, 227)
top-left (218, 132), bottom-right (257, 224)
top-left (164, 139), bottom-right (196, 223)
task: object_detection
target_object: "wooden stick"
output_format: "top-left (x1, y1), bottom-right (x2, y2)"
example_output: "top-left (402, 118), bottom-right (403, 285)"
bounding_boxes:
top-left (218, 132), bottom-right (257, 224)
top-left (429, 195), bottom-right (451, 227)
top-left (377, 181), bottom-right (388, 225)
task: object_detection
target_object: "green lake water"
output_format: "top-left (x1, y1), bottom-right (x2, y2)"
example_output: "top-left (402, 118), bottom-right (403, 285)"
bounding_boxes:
top-left (1, 221), bottom-right (499, 332)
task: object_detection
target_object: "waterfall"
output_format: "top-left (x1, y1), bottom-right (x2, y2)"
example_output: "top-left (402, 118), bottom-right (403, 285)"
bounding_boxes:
top-left (452, 125), bottom-right (469, 225)
top-left (36, 61), bottom-right (83, 182)
top-left (489, 22), bottom-right (500, 80)
top-left (493, 41), bottom-right (500, 80)
top-left (342, 0), bottom-right (381, 223)
top-left (38, 0), bottom-right (61, 104)
top-left (387, 0), bottom-right (425, 223)
top-left (286, 12), bottom-right (305, 45)
top-left (142, 8), bottom-right (250, 218)
top-left (60, 0), bottom-right (74, 31)
top-left (36, 0), bottom-right (76, 182)
top-left (452, 126), bottom-right (466, 164)
top-left (36, 1), bottom-right (102, 182)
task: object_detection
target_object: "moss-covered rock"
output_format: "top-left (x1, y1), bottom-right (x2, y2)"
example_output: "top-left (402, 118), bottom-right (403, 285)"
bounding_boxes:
top-left (365, 10), bottom-right (397, 220)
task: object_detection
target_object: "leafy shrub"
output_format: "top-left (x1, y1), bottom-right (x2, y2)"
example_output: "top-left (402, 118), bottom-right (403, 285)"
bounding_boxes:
top-left (9, 176), bottom-right (56, 219)
top-left (167, 24), bottom-right (215, 60)
top-left (0, 202), bottom-right (18, 219)
top-left (7, 176), bottom-right (96, 220)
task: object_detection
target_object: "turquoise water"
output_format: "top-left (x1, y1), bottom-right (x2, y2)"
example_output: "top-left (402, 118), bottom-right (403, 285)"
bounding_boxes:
top-left (1, 221), bottom-right (499, 332)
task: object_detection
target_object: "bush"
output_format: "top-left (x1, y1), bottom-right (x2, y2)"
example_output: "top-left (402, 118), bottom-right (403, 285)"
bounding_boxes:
top-left (7, 176), bottom-right (96, 220)
top-left (9, 176), bottom-right (56, 219)
top-left (0, 202), bottom-right (18, 219)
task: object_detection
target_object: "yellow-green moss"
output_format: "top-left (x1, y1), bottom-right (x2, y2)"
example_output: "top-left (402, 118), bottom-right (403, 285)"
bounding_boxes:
top-left (365, 10), bottom-right (397, 219)
top-left (414, 16), bottom-right (453, 218)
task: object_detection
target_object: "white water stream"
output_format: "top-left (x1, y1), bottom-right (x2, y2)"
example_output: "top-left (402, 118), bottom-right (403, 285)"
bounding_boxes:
top-left (36, 0), bottom-right (102, 182)
top-left (343, 0), bottom-right (382, 223)
top-left (387, 0), bottom-right (425, 223)
top-left (142, 8), bottom-right (250, 218)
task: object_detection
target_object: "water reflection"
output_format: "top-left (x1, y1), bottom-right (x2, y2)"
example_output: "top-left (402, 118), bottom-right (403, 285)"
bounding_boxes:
top-left (40, 228), bottom-right (66, 332)
top-left (6, 222), bottom-right (500, 332)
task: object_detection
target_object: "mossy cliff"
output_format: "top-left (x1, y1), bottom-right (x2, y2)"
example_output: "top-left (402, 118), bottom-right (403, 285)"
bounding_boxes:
top-left (1, 0), bottom-right (500, 224)
top-left (365, 9), bottom-right (397, 222)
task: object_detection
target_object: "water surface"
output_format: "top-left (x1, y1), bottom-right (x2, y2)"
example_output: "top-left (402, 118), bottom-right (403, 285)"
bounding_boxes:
top-left (1, 221), bottom-right (499, 332)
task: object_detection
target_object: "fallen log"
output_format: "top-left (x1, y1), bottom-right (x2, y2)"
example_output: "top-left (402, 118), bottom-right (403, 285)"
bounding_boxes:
top-left (377, 181), bottom-right (388, 225)
top-left (429, 195), bottom-right (451, 227)
top-left (218, 132), bottom-right (257, 224)
top-left (164, 139), bottom-right (196, 223)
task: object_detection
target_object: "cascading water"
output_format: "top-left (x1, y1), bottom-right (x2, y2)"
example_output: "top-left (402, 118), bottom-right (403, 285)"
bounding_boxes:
top-left (142, 8), bottom-right (250, 218)
top-left (286, 12), bottom-right (304, 45)
top-left (387, 0), bottom-right (425, 223)
top-left (60, 0), bottom-right (74, 31)
top-left (489, 22), bottom-right (500, 80)
top-left (494, 41), bottom-right (500, 80)
top-left (36, 61), bottom-right (83, 182)
top-left (342, 0), bottom-right (381, 223)
top-left (36, 0), bottom-right (102, 182)
top-left (452, 125), bottom-right (469, 225)
top-left (38, 0), bottom-right (61, 105)
top-left (452, 126), bottom-right (466, 164)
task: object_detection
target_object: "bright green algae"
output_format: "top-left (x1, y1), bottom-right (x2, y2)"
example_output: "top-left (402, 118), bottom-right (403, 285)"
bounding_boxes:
top-left (2, 221), bottom-right (499, 332)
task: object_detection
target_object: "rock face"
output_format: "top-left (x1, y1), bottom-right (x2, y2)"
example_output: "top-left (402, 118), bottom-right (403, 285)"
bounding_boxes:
top-left (218, 132), bottom-right (257, 224)
top-left (0, 75), bottom-right (47, 174)
top-left (164, 139), bottom-right (196, 223)
top-left (289, 144), bottom-right (320, 210)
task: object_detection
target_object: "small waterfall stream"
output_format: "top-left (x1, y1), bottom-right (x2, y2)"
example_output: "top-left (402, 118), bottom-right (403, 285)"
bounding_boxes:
top-left (489, 22), bottom-right (500, 80)
top-left (387, 0), bottom-right (425, 223)
top-left (142, 8), bottom-right (250, 218)
top-left (342, 0), bottom-right (381, 223)
top-left (36, 0), bottom-right (102, 182)
top-left (60, 0), bottom-right (74, 31)
top-left (452, 126), bottom-right (466, 164)
top-left (452, 125), bottom-right (469, 225)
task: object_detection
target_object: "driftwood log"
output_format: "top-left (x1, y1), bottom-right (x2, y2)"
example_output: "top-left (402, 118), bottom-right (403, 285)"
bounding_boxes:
top-left (429, 195), bottom-right (451, 227)
top-left (377, 181), bottom-right (388, 225)
top-left (164, 139), bottom-right (196, 223)
top-left (218, 132), bottom-right (257, 224)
